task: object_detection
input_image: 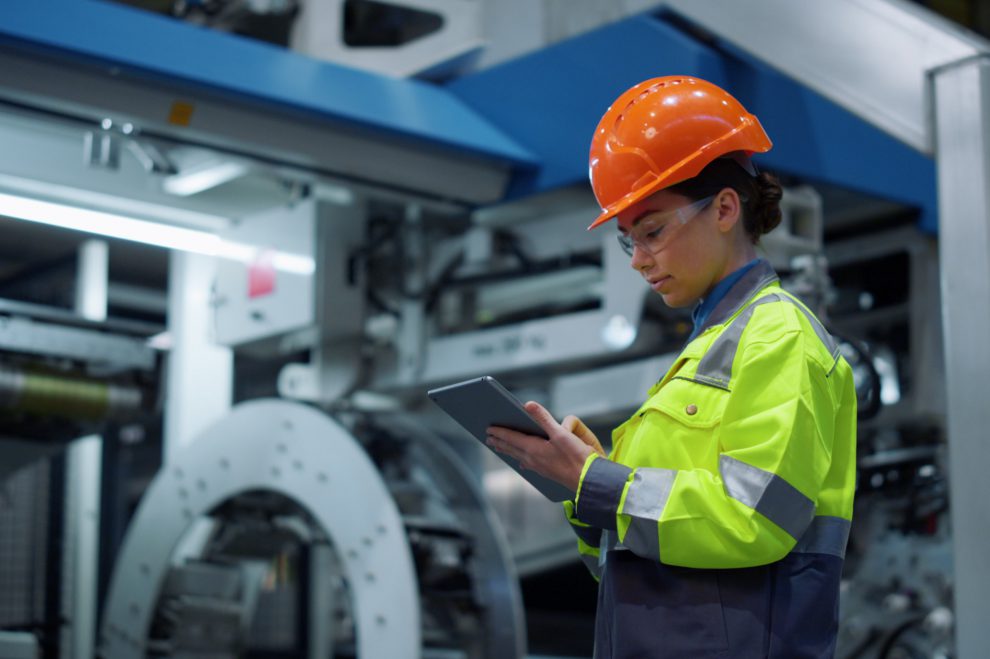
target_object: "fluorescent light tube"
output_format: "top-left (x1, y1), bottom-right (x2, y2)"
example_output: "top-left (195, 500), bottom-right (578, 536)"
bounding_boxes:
top-left (0, 192), bottom-right (314, 275)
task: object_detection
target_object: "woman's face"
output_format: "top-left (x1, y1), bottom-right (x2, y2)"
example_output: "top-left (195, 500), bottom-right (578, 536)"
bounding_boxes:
top-left (615, 189), bottom-right (737, 308)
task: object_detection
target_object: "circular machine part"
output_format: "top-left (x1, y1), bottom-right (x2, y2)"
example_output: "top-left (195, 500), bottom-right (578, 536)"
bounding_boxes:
top-left (381, 414), bottom-right (526, 658)
top-left (100, 399), bottom-right (527, 658)
top-left (100, 399), bottom-right (420, 658)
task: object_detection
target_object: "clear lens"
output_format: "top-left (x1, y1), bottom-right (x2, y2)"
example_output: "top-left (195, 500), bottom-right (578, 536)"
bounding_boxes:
top-left (617, 195), bottom-right (715, 256)
top-left (617, 232), bottom-right (634, 255)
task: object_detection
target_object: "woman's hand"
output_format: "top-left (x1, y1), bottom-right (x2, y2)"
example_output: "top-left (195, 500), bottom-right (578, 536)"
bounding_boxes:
top-left (487, 402), bottom-right (601, 493)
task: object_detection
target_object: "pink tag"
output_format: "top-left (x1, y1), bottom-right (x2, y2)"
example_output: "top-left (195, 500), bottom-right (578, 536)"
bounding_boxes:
top-left (248, 249), bottom-right (276, 298)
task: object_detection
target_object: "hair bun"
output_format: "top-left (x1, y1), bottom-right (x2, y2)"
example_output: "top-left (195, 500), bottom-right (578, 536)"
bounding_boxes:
top-left (751, 172), bottom-right (783, 236)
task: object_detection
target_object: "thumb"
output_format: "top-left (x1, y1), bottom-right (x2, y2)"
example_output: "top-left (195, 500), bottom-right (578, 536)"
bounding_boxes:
top-left (563, 415), bottom-right (592, 441)
top-left (563, 414), bottom-right (605, 456)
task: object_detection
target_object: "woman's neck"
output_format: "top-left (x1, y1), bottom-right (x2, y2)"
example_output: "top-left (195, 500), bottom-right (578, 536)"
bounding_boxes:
top-left (719, 244), bottom-right (759, 283)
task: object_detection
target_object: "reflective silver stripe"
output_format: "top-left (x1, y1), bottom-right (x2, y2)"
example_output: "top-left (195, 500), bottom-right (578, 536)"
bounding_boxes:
top-left (689, 292), bottom-right (842, 390)
top-left (691, 294), bottom-right (783, 389)
top-left (568, 521), bottom-right (603, 549)
top-left (580, 552), bottom-right (602, 579)
top-left (719, 454), bottom-right (815, 540)
top-left (618, 467), bottom-right (677, 561)
top-left (791, 515), bottom-right (851, 558)
top-left (780, 293), bottom-right (842, 363)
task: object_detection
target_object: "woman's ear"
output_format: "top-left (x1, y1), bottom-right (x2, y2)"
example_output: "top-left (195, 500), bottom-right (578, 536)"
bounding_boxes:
top-left (715, 188), bottom-right (743, 234)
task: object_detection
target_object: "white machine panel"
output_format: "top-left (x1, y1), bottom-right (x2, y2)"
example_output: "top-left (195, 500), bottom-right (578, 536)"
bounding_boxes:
top-left (213, 199), bottom-right (316, 347)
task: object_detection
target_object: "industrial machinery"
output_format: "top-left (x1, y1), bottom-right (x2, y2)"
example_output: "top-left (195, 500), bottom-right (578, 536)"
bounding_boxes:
top-left (0, 1), bottom-right (977, 657)
top-left (101, 401), bottom-right (525, 658)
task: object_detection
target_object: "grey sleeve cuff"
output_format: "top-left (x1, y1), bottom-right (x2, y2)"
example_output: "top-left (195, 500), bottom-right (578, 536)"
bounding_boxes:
top-left (575, 458), bottom-right (632, 531)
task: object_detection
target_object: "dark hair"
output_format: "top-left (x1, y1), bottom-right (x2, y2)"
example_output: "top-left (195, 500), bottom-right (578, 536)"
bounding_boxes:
top-left (665, 155), bottom-right (782, 244)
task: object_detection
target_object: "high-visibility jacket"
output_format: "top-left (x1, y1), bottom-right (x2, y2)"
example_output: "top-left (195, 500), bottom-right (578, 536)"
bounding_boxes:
top-left (565, 260), bottom-right (856, 659)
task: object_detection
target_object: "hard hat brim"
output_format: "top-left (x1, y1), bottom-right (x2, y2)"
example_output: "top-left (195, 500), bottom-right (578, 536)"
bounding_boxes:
top-left (587, 177), bottom-right (663, 230)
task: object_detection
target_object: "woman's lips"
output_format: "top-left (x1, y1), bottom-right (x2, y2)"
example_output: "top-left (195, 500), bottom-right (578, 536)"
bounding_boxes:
top-left (650, 276), bottom-right (671, 291)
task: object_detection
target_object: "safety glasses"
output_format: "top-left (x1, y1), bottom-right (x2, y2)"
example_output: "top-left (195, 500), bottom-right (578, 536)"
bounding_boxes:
top-left (616, 195), bottom-right (716, 256)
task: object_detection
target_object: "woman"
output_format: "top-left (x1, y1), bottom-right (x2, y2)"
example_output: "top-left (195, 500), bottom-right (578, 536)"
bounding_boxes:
top-left (486, 76), bottom-right (856, 658)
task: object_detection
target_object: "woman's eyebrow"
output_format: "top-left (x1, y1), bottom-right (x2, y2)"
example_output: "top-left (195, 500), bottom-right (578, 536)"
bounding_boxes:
top-left (619, 207), bottom-right (671, 233)
top-left (631, 209), bottom-right (669, 228)
top-left (629, 211), bottom-right (652, 227)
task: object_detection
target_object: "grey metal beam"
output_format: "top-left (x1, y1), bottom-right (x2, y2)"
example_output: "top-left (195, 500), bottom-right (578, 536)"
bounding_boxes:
top-left (0, 315), bottom-right (156, 371)
top-left (0, 50), bottom-right (513, 205)
top-left (932, 55), bottom-right (990, 659)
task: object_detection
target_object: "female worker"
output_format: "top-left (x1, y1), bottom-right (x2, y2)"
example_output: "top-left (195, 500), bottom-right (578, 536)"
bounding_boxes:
top-left (486, 76), bottom-right (857, 658)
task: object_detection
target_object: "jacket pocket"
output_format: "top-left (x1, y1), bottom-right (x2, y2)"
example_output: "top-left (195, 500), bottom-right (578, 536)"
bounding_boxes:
top-left (645, 376), bottom-right (726, 429)
top-left (626, 377), bottom-right (728, 469)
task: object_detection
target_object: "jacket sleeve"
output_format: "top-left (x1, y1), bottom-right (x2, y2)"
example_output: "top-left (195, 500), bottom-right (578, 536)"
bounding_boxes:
top-left (573, 328), bottom-right (837, 569)
top-left (562, 455), bottom-right (606, 579)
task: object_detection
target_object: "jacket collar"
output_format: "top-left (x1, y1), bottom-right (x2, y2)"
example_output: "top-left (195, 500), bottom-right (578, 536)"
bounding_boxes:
top-left (694, 259), bottom-right (779, 337)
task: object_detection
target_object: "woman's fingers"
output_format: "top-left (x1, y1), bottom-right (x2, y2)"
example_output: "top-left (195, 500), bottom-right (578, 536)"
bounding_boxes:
top-left (523, 401), bottom-right (564, 437)
top-left (486, 425), bottom-right (540, 463)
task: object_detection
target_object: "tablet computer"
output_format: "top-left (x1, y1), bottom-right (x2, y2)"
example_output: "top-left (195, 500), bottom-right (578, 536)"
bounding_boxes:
top-left (427, 376), bottom-right (573, 502)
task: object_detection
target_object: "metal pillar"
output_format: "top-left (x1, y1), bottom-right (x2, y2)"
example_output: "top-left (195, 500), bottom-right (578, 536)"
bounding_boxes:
top-left (307, 543), bottom-right (335, 659)
top-left (62, 239), bottom-right (108, 659)
top-left (932, 55), bottom-right (990, 658)
top-left (163, 251), bottom-right (232, 462)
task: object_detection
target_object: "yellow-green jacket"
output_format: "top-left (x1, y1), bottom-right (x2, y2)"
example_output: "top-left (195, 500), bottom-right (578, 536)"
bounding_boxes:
top-left (565, 260), bottom-right (856, 658)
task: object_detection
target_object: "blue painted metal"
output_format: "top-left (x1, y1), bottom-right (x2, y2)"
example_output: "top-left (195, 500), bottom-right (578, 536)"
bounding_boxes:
top-left (0, 0), bottom-right (537, 168)
top-left (448, 13), bottom-right (938, 234)
top-left (718, 38), bottom-right (938, 234)
top-left (448, 17), bottom-right (730, 201)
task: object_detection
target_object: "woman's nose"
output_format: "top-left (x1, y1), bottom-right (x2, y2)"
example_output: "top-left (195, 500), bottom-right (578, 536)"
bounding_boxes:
top-left (629, 243), bottom-right (652, 271)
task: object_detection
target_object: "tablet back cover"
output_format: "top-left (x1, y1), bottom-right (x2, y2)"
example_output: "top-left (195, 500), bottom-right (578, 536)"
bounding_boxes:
top-left (428, 376), bottom-right (574, 502)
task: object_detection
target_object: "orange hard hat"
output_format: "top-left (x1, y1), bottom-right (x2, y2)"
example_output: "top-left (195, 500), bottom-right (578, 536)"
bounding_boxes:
top-left (587, 76), bottom-right (772, 230)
